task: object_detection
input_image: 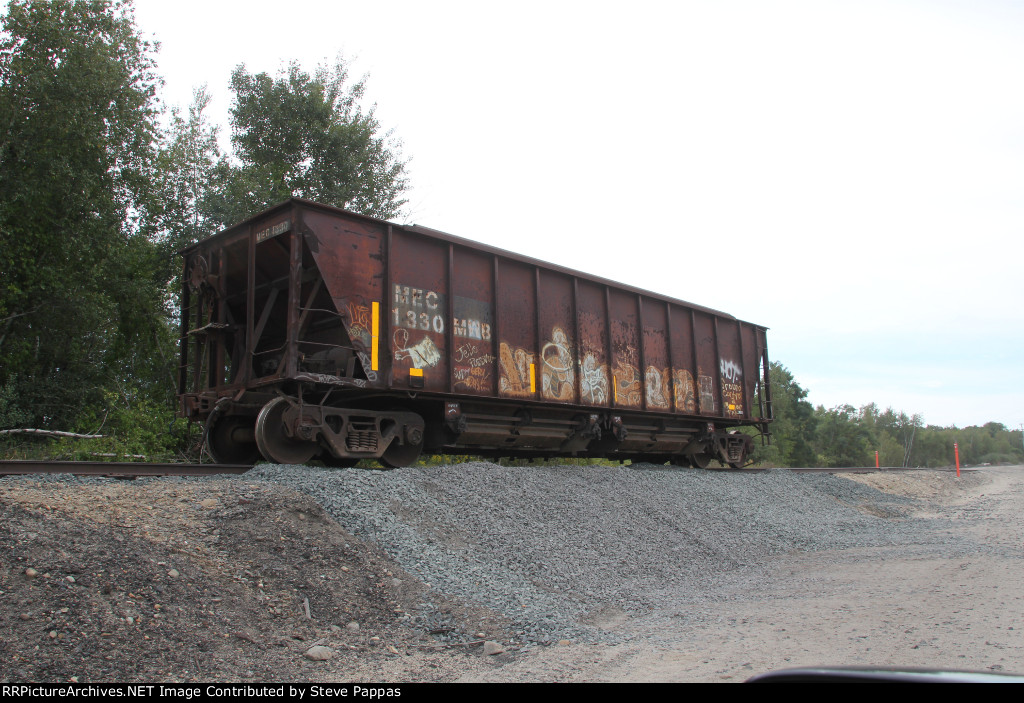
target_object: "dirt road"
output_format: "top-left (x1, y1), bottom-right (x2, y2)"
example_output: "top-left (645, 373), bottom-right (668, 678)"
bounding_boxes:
top-left (454, 466), bottom-right (1024, 681)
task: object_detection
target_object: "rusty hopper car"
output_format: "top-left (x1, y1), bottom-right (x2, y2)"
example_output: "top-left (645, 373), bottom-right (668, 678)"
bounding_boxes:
top-left (179, 199), bottom-right (772, 468)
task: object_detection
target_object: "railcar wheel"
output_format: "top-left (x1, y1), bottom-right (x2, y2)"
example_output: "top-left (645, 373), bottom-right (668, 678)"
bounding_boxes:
top-left (255, 397), bottom-right (319, 465)
top-left (378, 443), bottom-right (421, 469)
top-left (689, 452), bottom-right (714, 470)
top-left (206, 416), bottom-right (259, 464)
top-left (378, 422), bottom-right (424, 469)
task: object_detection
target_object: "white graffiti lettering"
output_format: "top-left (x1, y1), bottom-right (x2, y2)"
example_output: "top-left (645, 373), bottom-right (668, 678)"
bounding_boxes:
top-left (454, 342), bottom-right (478, 362)
top-left (579, 353), bottom-right (608, 404)
top-left (720, 359), bottom-right (742, 383)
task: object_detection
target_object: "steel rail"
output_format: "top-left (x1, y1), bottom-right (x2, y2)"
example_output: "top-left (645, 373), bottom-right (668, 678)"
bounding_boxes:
top-left (0, 460), bottom-right (963, 478)
top-left (777, 466), bottom-right (965, 473)
top-left (0, 460), bottom-right (252, 477)
top-left (696, 466), bottom-right (959, 473)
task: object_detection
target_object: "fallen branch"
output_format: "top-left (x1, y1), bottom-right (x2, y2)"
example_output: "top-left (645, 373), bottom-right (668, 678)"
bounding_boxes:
top-left (0, 429), bottom-right (106, 439)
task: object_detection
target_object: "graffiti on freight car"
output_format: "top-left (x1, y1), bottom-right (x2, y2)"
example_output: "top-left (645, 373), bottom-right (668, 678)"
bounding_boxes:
top-left (720, 358), bottom-right (743, 416)
top-left (612, 362), bottom-right (642, 408)
top-left (393, 329), bottom-right (441, 369)
top-left (295, 372), bottom-right (368, 388)
top-left (541, 327), bottom-right (575, 401)
top-left (453, 342), bottom-right (495, 393)
top-left (720, 359), bottom-right (742, 383)
top-left (579, 353), bottom-right (609, 404)
top-left (454, 364), bottom-right (492, 392)
top-left (454, 342), bottom-right (492, 365)
top-left (355, 351), bottom-right (378, 383)
top-left (392, 284), bottom-right (445, 335)
top-left (645, 366), bottom-right (671, 410)
top-left (345, 302), bottom-right (372, 347)
top-left (673, 369), bottom-right (697, 413)
top-left (698, 374), bottom-right (716, 414)
top-left (498, 342), bottom-right (535, 398)
top-left (722, 382), bottom-right (744, 417)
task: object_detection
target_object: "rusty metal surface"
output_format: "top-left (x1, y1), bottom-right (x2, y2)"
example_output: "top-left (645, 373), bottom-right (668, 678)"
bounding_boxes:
top-left (177, 198), bottom-right (773, 465)
top-left (183, 199), bottom-right (749, 322)
top-left (180, 199), bottom-right (771, 417)
top-left (450, 247), bottom-right (496, 396)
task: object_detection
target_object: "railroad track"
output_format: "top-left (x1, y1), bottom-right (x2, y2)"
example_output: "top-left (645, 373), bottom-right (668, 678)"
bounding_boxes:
top-left (0, 460), bottom-right (952, 478)
top-left (784, 466), bottom-right (966, 473)
top-left (0, 460), bottom-right (252, 478)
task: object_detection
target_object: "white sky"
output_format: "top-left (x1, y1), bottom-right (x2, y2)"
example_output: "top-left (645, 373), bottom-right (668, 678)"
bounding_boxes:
top-left (132, 0), bottom-right (1024, 430)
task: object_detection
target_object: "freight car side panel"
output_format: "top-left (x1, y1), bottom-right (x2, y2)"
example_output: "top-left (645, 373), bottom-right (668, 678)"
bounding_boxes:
top-left (608, 289), bottom-right (641, 409)
top-left (668, 306), bottom-right (697, 414)
top-left (576, 280), bottom-right (611, 407)
top-left (389, 230), bottom-right (449, 392)
top-left (495, 260), bottom-right (538, 400)
top-left (641, 298), bottom-right (672, 412)
top-left (693, 312), bottom-right (718, 415)
top-left (716, 320), bottom-right (745, 418)
top-left (537, 271), bottom-right (577, 404)
top-left (451, 247), bottom-right (496, 396)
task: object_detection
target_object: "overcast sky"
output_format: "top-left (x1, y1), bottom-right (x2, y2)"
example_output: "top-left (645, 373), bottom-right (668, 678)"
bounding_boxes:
top-left (131, 0), bottom-right (1023, 430)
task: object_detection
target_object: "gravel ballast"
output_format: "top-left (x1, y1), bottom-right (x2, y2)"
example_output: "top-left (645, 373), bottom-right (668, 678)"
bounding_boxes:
top-left (248, 462), bottom-right (984, 645)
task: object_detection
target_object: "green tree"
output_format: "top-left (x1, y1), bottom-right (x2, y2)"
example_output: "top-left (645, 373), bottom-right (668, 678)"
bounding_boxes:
top-left (152, 85), bottom-right (221, 285)
top-left (205, 59), bottom-right (408, 228)
top-left (753, 362), bottom-right (817, 467)
top-left (862, 404), bottom-right (922, 466)
top-left (912, 425), bottom-right (951, 468)
top-left (814, 404), bottom-right (873, 467)
top-left (0, 0), bottom-right (165, 429)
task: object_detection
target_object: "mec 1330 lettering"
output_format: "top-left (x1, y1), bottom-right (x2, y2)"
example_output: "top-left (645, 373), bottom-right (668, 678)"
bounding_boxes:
top-left (392, 284), bottom-right (444, 334)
